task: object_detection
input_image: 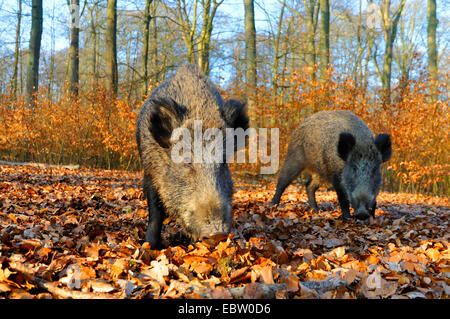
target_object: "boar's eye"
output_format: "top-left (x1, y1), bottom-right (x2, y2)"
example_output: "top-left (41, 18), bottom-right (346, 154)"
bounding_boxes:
top-left (185, 163), bottom-right (194, 169)
top-left (183, 157), bottom-right (194, 170)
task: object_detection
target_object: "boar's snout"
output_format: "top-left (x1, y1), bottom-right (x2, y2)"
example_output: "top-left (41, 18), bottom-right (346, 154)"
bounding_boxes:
top-left (351, 189), bottom-right (374, 220)
top-left (354, 209), bottom-right (370, 220)
top-left (189, 189), bottom-right (232, 240)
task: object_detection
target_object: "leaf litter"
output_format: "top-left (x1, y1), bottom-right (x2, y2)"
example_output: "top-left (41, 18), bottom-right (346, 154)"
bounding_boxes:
top-left (0, 164), bottom-right (448, 299)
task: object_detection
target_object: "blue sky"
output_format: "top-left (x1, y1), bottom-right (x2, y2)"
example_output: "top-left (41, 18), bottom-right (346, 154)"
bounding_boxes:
top-left (1, 0), bottom-right (448, 52)
top-left (0, 0), bottom-right (447, 86)
top-left (0, 0), bottom-right (278, 52)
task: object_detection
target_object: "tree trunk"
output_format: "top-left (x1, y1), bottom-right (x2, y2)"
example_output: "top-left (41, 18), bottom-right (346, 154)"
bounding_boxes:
top-left (68, 0), bottom-right (80, 97)
top-left (25, 0), bottom-right (43, 107)
top-left (304, 0), bottom-right (319, 78)
top-left (355, 0), bottom-right (363, 88)
top-left (318, 0), bottom-right (329, 82)
top-left (381, 36), bottom-right (394, 105)
top-left (143, 0), bottom-right (153, 93)
top-left (380, 0), bottom-right (406, 106)
top-left (198, 0), bottom-right (222, 75)
top-left (151, 2), bottom-right (159, 84)
top-left (427, 0), bottom-right (438, 102)
top-left (88, 2), bottom-right (99, 87)
top-left (105, 0), bottom-right (118, 96)
top-left (244, 0), bottom-right (257, 110)
top-left (177, 0), bottom-right (199, 64)
top-left (11, 0), bottom-right (22, 98)
top-left (198, 0), bottom-right (211, 74)
top-left (272, 0), bottom-right (286, 95)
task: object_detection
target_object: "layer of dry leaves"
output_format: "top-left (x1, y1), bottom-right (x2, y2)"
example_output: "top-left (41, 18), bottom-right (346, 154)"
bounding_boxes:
top-left (0, 164), bottom-right (448, 299)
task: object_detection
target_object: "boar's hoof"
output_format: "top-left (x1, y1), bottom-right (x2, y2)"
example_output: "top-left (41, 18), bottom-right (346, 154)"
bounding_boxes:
top-left (342, 212), bottom-right (352, 220)
top-left (270, 198), bottom-right (281, 206)
top-left (306, 204), bottom-right (319, 213)
top-left (142, 240), bottom-right (163, 250)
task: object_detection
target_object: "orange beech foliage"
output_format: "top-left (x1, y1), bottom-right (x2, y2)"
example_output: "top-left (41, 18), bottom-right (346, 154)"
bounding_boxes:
top-left (0, 70), bottom-right (448, 195)
top-left (0, 88), bottom-right (139, 170)
top-left (226, 67), bottom-right (448, 196)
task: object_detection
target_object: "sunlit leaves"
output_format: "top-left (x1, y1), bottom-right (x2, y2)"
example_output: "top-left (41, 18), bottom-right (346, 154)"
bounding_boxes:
top-left (0, 164), bottom-right (448, 299)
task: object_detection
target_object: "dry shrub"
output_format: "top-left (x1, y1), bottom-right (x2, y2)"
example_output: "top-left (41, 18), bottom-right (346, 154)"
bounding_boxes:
top-left (0, 87), bottom-right (139, 170)
top-left (0, 70), bottom-right (447, 195)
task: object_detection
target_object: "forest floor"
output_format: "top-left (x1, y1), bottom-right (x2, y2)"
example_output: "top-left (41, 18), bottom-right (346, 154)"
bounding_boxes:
top-left (0, 164), bottom-right (448, 299)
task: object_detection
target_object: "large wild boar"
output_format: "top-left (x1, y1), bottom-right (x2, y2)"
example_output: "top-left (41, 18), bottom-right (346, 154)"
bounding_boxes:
top-left (136, 64), bottom-right (248, 248)
top-left (271, 110), bottom-right (391, 220)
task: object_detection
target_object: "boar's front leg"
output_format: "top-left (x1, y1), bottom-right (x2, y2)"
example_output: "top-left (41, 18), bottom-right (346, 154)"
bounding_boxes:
top-left (332, 175), bottom-right (351, 220)
top-left (368, 201), bottom-right (376, 218)
top-left (143, 175), bottom-right (166, 249)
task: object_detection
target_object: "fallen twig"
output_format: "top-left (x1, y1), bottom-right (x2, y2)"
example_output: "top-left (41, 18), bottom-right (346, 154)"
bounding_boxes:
top-left (192, 283), bottom-right (287, 299)
top-left (34, 278), bottom-right (117, 299)
top-left (0, 160), bottom-right (79, 170)
top-left (300, 276), bottom-right (348, 293)
top-left (8, 261), bottom-right (117, 299)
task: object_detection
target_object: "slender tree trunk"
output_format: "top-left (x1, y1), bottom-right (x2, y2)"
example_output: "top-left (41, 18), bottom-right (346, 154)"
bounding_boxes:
top-left (198, 0), bottom-right (211, 74)
top-left (394, 11), bottom-right (416, 103)
top-left (177, 0), bottom-right (198, 64)
top-left (151, 1), bottom-right (159, 84)
top-left (304, 0), bottom-right (319, 78)
top-left (68, 0), bottom-right (80, 97)
top-left (11, 0), bottom-right (22, 98)
top-left (244, 0), bottom-right (257, 110)
top-left (47, 2), bottom-right (56, 100)
top-left (318, 0), bottom-right (329, 82)
top-left (427, 0), bottom-right (438, 102)
top-left (143, 0), bottom-right (153, 92)
top-left (88, 2), bottom-right (99, 87)
top-left (198, 0), bottom-right (222, 75)
top-left (25, 0), bottom-right (43, 107)
top-left (272, 0), bottom-right (286, 95)
top-left (381, 37), bottom-right (394, 104)
top-left (105, 0), bottom-right (118, 96)
top-left (355, 0), bottom-right (365, 89)
top-left (380, 0), bottom-right (406, 106)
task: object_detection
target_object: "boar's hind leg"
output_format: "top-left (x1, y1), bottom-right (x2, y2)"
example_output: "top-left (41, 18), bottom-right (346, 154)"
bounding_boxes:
top-left (332, 175), bottom-right (351, 220)
top-left (271, 151), bottom-right (305, 205)
top-left (305, 174), bottom-right (320, 212)
top-left (144, 176), bottom-right (166, 249)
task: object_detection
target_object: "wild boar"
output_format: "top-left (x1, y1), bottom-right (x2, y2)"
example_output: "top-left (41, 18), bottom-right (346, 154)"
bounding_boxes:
top-left (136, 64), bottom-right (249, 248)
top-left (271, 110), bottom-right (391, 220)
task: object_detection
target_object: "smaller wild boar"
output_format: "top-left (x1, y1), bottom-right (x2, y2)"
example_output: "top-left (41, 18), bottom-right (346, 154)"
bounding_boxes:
top-left (271, 110), bottom-right (391, 220)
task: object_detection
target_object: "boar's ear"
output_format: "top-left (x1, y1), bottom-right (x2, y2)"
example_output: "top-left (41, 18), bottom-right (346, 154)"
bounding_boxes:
top-left (338, 132), bottom-right (356, 162)
top-left (149, 98), bottom-right (186, 149)
top-left (374, 134), bottom-right (392, 162)
top-left (221, 99), bottom-right (249, 130)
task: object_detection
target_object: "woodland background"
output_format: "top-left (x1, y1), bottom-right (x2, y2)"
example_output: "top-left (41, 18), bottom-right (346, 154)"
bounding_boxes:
top-left (0, 0), bottom-right (448, 196)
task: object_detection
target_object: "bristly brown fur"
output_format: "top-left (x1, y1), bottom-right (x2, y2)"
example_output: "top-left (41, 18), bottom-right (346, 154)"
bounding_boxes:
top-left (272, 110), bottom-right (391, 220)
top-left (136, 64), bottom-right (249, 247)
